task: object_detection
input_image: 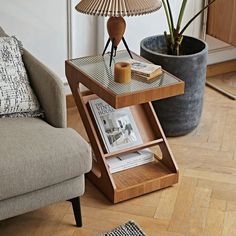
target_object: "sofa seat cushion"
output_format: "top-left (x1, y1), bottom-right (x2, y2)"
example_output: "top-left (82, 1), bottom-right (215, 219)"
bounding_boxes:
top-left (0, 118), bottom-right (91, 201)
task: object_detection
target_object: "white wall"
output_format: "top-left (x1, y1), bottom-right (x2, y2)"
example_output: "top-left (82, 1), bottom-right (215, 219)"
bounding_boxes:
top-left (0, 0), bottom-right (205, 92)
top-left (71, 0), bottom-right (98, 59)
top-left (0, 0), bottom-right (67, 81)
top-left (0, 0), bottom-right (98, 85)
top-left (103, 0), bottom-right (204, 54)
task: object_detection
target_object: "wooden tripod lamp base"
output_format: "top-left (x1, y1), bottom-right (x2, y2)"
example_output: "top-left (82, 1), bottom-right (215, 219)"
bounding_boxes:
top-left (75, 0), bottom-right (162, 67)
top-left (102, 17), bottom-right (133, 66)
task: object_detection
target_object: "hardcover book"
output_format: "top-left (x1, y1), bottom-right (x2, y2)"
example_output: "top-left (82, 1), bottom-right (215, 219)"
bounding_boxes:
top-left (89, 98), bottom-right (142, 153)
top-left (127, 59), bottom-right (162, 78)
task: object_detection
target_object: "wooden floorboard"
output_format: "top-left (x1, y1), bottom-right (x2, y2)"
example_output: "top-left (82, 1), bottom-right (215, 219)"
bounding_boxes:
top-left (207, 71), bottom-right (236, 99)
top-left (1, 86), bottom-right (236, 235)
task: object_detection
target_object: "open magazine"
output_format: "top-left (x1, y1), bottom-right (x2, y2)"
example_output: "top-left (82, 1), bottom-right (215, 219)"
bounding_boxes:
top-left (89, 98), bottom-right (142, 153)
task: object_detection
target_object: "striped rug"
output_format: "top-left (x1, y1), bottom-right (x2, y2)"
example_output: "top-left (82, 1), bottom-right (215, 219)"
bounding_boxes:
top-left (101, 221), bottom-right (146, 236)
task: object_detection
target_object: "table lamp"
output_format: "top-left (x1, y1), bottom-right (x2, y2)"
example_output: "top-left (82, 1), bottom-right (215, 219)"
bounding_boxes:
top-left (75, 0), bottom-right (162, 66)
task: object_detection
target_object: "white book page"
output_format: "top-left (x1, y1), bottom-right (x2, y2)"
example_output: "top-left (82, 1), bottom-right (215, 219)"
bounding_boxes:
top-left (127, 59), bottom-right (161, 74)
top-left (106, 149), bottom-right (153, 168)
top-left (109, 157), bottom-right (154, 174)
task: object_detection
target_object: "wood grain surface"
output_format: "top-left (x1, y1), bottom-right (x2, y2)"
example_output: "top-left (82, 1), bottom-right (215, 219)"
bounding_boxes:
top-left (1, 86), bottom-right (236, 235)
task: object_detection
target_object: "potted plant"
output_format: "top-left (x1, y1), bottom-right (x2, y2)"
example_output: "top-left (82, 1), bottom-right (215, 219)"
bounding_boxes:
top-left (140, 0), bottom-right (216, 136)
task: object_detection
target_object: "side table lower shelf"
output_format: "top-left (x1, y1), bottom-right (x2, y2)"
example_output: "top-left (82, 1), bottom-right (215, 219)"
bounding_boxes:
top-left (89, 157), bottom-right (178, 203)
top-left (79, 92), bottom-right (179, 203)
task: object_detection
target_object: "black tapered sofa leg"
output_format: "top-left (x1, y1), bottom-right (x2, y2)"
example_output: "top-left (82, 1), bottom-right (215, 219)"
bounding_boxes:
top-left (70, 197), bottom-right (82, 227)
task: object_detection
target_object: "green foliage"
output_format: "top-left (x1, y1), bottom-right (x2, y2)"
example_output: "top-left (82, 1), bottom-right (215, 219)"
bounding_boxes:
top-left (162, 0), bottom-right (217, 55)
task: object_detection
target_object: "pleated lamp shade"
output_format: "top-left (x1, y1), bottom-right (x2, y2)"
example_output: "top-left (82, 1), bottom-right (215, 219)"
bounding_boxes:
top-left (75, 0), bottom-right (162, 17)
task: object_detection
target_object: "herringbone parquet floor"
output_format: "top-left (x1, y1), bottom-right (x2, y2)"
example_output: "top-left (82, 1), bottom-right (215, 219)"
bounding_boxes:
top-left (0, 87), bottom-right (236, 236)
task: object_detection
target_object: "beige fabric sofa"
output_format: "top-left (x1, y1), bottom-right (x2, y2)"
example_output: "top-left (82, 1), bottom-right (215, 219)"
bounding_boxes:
top-left (0, 27), bottom-right (92, 227)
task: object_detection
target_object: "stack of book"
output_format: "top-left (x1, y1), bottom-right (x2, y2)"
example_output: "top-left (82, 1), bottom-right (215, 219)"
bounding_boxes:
top-left (89, 98), bottom-right (154, 173)
top-left (127, 59), bottom-right (162, 81)
top-left (106, 149), bottom-right (154, 173)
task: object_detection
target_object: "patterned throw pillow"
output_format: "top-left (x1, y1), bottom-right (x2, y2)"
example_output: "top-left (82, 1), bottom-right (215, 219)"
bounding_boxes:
top-left (0, 36), bottom-right (42, 117)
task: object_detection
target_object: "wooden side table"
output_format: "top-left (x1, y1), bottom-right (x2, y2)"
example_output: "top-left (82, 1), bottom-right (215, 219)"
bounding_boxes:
top-left (66, 51), bottom-right (185, 203)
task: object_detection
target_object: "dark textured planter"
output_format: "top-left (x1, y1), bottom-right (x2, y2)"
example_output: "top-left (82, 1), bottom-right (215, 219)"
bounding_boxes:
top-left (140, 35), bottom-right (208, 136)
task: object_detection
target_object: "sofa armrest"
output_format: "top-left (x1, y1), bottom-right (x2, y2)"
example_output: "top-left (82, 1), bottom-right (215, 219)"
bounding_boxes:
top-left (23, 50), bottom-right (66, 128)
top-left (0, 27), bottom-right (7, 37)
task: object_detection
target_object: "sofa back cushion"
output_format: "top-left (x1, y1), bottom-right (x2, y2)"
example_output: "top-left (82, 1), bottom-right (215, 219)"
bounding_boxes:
top-left (0, 36), bottom-right (42, 117)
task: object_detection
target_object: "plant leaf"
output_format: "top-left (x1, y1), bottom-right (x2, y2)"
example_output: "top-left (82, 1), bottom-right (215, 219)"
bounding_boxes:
top-left (166, 0), bottom-right (175, 33)
top-left (180, 0), bottom-right (217, 35)
top-left (176, 0), bottom-right (188, 34)
top-left (161, 0), bottom-right (175, 45)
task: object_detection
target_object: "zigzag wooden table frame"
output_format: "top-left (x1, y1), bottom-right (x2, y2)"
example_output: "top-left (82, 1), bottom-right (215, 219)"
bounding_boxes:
top-left (66, 51), bottom-right (185, 203)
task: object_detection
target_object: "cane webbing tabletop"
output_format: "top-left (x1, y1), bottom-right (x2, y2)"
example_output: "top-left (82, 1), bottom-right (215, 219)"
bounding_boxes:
top-left (66, 51), bottom-right (184, 108)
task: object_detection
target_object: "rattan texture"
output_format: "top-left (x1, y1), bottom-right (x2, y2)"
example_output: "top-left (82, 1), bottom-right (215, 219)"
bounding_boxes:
top-left (75, 0), bottom-right (162, 17)
top-left (70, 51), bottom-right (180, 95)
top-left (101, 221), bottom-right (146, 236)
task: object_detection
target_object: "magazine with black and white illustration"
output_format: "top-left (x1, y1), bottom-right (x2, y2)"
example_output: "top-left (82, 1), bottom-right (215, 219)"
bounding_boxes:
top-left (89, 98), bottom-right (142, 153)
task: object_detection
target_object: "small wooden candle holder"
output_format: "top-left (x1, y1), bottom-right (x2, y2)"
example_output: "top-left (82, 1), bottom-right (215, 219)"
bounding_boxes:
top-left (114, 62), bottom-right (131, 84)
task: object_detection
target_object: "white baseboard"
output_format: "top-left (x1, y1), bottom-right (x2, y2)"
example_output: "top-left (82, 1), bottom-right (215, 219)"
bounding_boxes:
top-left (63, 81), bottom-right (88, 95)
top-left (64, 82), bottom-right (71, 95)
top-left (206, 35), bottom-right (236, 65)
top-left (61, 76), bottom-right (71, 95)
top-left (208, 47), bottom-right (236, 65)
